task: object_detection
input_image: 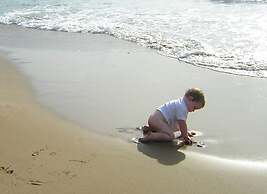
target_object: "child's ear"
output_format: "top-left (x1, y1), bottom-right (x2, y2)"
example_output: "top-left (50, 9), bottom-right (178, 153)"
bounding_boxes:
top-left (188, 96), bottom-right (194, 101)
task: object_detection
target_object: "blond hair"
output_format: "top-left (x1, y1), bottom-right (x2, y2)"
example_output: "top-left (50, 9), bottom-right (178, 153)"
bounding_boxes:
top-left (185, 88), bottom-right (205, 108)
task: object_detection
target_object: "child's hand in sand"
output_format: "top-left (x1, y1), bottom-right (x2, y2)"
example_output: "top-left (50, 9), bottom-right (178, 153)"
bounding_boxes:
top-left (183, 136), bottom-right (193, 145)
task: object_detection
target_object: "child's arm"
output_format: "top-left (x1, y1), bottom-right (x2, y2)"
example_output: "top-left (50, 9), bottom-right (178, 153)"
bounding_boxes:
top-left (177, 120), bottom-right (192, 144)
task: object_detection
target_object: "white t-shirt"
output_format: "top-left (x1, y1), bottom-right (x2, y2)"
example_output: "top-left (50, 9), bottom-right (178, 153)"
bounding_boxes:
top-left (156, 97), bottom-right (188, 130)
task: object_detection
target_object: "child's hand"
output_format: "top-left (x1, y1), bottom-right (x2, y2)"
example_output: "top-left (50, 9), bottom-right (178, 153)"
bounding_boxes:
top-left (183, 136), bottom-right (193, 145)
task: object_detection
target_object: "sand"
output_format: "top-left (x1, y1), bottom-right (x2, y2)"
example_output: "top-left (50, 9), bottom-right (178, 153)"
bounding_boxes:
top-left (1, 25), bottom-right (267, 194)
top-left (2, 24), bottom-right (267, 160)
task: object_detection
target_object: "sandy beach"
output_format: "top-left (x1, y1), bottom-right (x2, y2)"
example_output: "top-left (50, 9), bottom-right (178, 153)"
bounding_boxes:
top-left (1, 25), bottom-right (267, 194)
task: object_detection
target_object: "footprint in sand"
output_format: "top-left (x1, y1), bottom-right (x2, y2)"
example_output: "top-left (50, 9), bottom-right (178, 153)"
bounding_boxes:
top-left (31, 151), bottom-right (40, 157)
top-left (49, 152), bottom-right (57, 156)
top-left (28, 180), bottom-right (44, 186)
top-left (0, 166), bottom-right (14, 175)
top-left (31, 146), bottom-right (48, 157)
top-left (69, 159), bottom-right (89, 164)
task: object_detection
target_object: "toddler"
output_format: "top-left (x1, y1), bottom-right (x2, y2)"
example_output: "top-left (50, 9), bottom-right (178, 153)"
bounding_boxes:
top-left (139, 88), bottom-right (205, 145)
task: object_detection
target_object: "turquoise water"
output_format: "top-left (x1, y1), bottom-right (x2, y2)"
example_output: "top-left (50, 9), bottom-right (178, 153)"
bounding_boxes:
top-left (1, 0), bottom-right (267, 77)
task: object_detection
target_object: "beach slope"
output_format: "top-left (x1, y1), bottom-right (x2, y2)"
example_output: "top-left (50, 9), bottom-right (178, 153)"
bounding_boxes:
top-left (1, 51), bottom-right (267, 194)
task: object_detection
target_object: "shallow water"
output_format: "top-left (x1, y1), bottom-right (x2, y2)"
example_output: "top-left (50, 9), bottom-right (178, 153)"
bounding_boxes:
top-left (1, 0), bottom-right (267, 77)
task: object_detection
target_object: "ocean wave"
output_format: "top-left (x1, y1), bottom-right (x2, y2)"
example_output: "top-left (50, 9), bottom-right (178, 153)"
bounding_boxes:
top-left (0, 2), bottom-right (267, 78)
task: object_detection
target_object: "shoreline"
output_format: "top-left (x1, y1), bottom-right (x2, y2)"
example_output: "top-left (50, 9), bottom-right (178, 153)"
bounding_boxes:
top-left (2, 24), bottom-right (267, 161)
top-left (1, 25), bottom-right (267, 194)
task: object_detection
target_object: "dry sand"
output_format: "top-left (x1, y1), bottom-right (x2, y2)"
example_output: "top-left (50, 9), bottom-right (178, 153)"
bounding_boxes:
top-left (1, 49), bottom-right (267, 194)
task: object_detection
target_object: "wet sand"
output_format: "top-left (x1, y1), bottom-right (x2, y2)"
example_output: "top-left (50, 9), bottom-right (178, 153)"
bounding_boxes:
top-left (0, 25), bottom-right (267, 194)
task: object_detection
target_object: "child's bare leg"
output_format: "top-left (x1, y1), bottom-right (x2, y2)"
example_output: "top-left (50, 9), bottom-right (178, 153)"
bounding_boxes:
top-left (141, 125), bottom-right (158, 135)
top-left (140, 131), bottom-right (172, 142)
top-left (140, 110), bottom-right (174, 142)
top-left (148, 110), bottom-right (174, 138)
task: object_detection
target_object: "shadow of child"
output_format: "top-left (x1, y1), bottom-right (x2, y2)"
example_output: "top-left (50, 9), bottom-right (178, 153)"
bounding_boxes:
top-left (137, 142), bottom-right (185, 165)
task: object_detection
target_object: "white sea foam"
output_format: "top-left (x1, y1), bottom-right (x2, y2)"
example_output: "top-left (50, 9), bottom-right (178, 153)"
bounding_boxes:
top-left (0, 0), bottom-right (267, 78)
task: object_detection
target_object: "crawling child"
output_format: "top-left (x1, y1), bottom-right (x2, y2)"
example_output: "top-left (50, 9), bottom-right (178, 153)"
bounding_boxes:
top-left (139, 88), bottom-right (205, 145)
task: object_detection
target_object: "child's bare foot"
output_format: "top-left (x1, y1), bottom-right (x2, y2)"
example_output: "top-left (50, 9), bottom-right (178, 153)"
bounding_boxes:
top-left (138, 137), bottom-right (150, 143)
top-left (141, 126), bottom-right (151, 135)
top-left (138, 129), bottom-right (153, 143)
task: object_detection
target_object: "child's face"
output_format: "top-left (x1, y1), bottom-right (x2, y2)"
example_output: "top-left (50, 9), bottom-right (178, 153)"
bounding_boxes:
top-left (187, 100), bottom-right (203, 112)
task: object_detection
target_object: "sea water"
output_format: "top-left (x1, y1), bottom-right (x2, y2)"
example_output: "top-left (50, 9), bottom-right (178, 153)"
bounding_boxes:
top-left (1, 0), bottom-right (267, 78)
